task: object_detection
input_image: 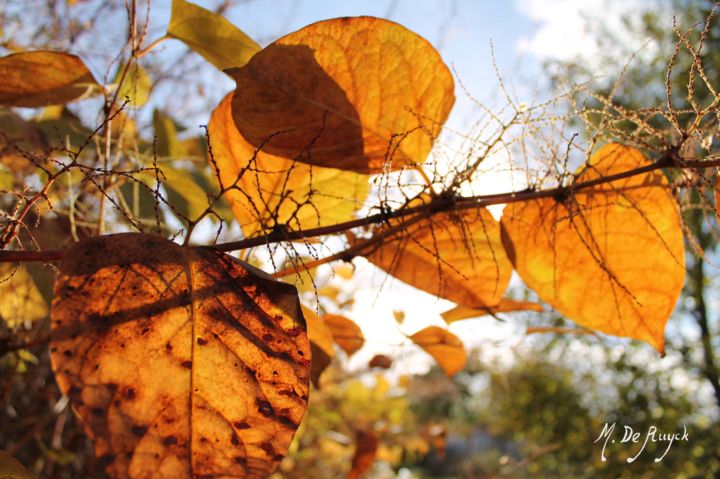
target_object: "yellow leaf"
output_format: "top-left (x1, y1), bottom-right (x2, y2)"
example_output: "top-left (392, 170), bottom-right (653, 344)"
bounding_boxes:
top-left (441, 299), bottom-right (544, 324)
top-left (208, 93), bottom-right (370, 237)
top-left (152, 109), bottom-right (186, 158)
top-left (301, 305), bottom-right (335, 387)
top-left (365, 208), bottom-right (512, 307)
top-left (0, 51), bottom-right (98, 107)
top-left (501, 144), bottom-right (685, 353)
top-left (0, 451), bottom-right (36, 479)
top-left (334, 262), bottom-right (354, 280)
top-left (323, 314), bottom-right (364, 356)
top-left (50, 233), bottom-right (310, 478)
top-left (114, 63), bottom-right (152, 107)
top-left (0, 264), bottom-right (49, 328)
top-left (227, 16), bottom-right (455, 174)
top-left (408, 326), bottom-right (466, 376)
top-left (167, 0), bottom-right (261, 71)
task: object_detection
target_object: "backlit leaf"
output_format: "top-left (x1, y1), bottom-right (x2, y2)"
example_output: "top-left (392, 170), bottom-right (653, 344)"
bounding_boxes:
top-left (365, 208), bottom-right (512, 308)
top-left (153, 109), bottom-right (186, 158)
top-left (500, 144), bottom-right (685, 353)
top-left (408, 326), bottom-right (466, 377)
top-left (167, 0), bottom-right (261, 71)
top-left (301, 306), bottom-right (335, 387)
top-left (114, 63), bottom-right (152, 107)
top-left (323, 314), bottom-right (364, 356)
top-left (208, 93), bottom-right (370, 237)
top-left (348, 430), bottom-right (379, 479)
top-left (227, 16), bottom-right (454, 174)
top-left (0, 451), bottom-right (36, 479)
top-left (0, 108), bottom-right (48, 172)
top-left (441, 299), bottom-right (544, 324)
top-left (0, 264), bottom-right (49, 329)
top-left (50, 233), bottom-right (310, 478)
top-left (0, 51), bottom-right (98, 107)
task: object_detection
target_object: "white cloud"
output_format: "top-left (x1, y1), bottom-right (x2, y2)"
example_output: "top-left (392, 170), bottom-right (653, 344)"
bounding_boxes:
top-left (516, 0), bottom-right (669, 77)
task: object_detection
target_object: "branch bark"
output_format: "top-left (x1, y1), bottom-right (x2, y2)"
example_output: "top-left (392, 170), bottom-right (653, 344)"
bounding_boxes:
top-left (1, 149), bottom-right (718, 263)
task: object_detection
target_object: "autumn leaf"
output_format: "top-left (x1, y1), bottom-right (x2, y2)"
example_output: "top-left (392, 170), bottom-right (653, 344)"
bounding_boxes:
top-left (50, 233), bottom-right (310, 478)
top-left (114, 63), bottom-right (152, 107)
top-left (208, 93), bottom-right (370, 237)
top-left (302, 306), bottom-right (335, 387)
top-left (714, 175), bottom-right (720, 223)
top-left (167, 0), bottom-right (261, 71)
top-left (365, 208), bottom-right (512, 308)
top-left (0, 51), bottom-right (98, 107)
top-left (0, 264), bottom-right (49, 329)
top-left (409, 326), bottom-right (467, 376)
top-left (368, 354), bottom-right (393, 369)
top-left (501, 144), bottom-right (685, 353)
top-left (227, 16), bottom-right (455, 174)
top-left (323, 314), bottom-right (364, 356)
top-left (441, 298), bottom-right (544, 324)
top-left (0, 451), bottom-right (36, 479)
top-left (0, 108), bottom-right (48, 172)
top-left (348, 430), bottom-right (379, 479)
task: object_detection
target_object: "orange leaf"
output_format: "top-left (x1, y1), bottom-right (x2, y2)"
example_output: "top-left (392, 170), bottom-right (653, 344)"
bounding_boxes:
top-left (501, 144), bottom-right (685, 353)
top-left (365, 208), bottom-right (512, 307)
top-left (50, 233), bottom-right (310, 478)
top-left (0, 51), bottom-right (98, 107)
top-left (368, 354), bottom-right (393, 369)
top-left (409, 326), bottom-right (467, 376)
top-left (323, 314), bottom-right (364, 356)
top-left (302, 305), bottom-right (335, 387)
top-left (442, 298), bottom-right (544, 324)
top-left (227, 16), bottom-right (455, 174)
top-left (208, 93), bottom-right (370, 237)
top-left (714, 175), bottom-right (720, 223)
top-left (348, 430), bottom-right (379, 479)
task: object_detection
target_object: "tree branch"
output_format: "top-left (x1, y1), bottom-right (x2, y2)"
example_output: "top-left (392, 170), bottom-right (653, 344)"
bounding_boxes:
top-left (1, 149), bottom-right (718, 263)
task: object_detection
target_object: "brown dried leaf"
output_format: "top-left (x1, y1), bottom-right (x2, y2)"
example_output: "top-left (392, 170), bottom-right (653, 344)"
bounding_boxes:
top-left (365, 208), bottom-right (512, 308)
top-left (441, 298), bottom-right (544, 324)
top-left (323, 314), bottom-right (364, 356)
top-left (50, 233), bottom-right (310, 478)
top-left (348, 430), bottom-right (379, 479)
top-left (208, 93), bottom-right (370, 238)
top-left (501, 144), bottom-right (685, 353)
top-left (227, 16), bottom-right (454, 174)
top-left (0, 51), bottom-right (98, 107)
top-left (408, 326), bottom-right (466, 376)
top-left (368, 354), bottom-right (393, 369)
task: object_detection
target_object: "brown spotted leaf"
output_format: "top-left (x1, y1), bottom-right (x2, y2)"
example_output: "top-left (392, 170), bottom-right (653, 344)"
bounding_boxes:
top-left (208, 93), bottom-right (370, 238)
top-left (323, 314), bottom-right (364, 356)
top-left (0, 51), bottom-right (98, 107)
top-left (50, 233), bottom-right (310, 479)
top-left (501, 144), bottom-right (685, 353)
top-left (408, 326), bottom-right (466, 376)
top-left (365, 208), bottom-right (512, 308)
top-left (227, 16), bottom-right (454, 174)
